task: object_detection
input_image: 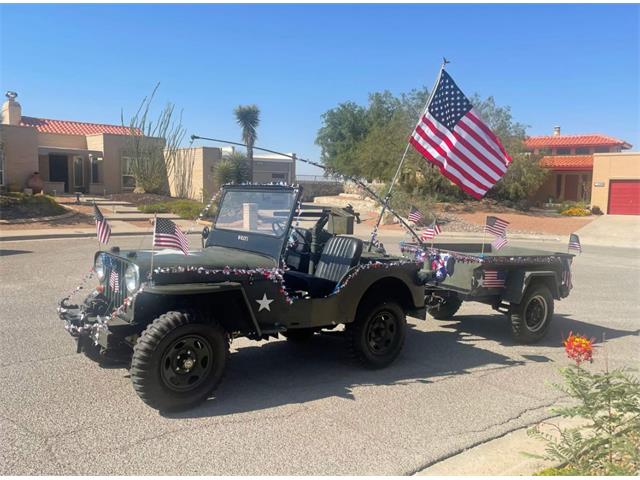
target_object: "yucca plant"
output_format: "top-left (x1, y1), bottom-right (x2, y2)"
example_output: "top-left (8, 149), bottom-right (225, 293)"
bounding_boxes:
top-left (233, 104), bottom-right (260, 181)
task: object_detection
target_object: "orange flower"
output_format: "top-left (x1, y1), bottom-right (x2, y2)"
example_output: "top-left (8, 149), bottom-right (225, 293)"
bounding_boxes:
top-left (563, 332), bottom-right (594, 365)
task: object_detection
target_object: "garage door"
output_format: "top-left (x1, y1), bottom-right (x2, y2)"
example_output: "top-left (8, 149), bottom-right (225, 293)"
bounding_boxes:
top-left (609, 180), bottom-right (640, 215)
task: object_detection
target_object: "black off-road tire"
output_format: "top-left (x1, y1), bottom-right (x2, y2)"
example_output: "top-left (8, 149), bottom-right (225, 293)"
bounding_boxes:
top-left (427, 296), bottom-right (463, 320)
top-left (346, 299), bottom-right (406, 369)
top-left (510, 283), bottom-right (554, 344)
top-left (282, 328), bottom-right (317, 343)
top-left (130, 311), bottom-right (228, 411)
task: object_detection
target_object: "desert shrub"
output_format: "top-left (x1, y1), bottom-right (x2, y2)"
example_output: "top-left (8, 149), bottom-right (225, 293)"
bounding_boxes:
top-left (138, 199), bottom-right (205, 219)
top-left (528, 334), bottom-right (640, 476)
top-left (0, 193), bottom-right (66, 219)
top-left (561, 206), bottom-right (590, 217)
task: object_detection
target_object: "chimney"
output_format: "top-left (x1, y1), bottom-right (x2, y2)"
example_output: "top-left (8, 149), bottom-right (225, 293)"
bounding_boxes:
top-left (1, 91), bottom-right (22, 126)
top-left (553, 126), bottom-right (561, 136)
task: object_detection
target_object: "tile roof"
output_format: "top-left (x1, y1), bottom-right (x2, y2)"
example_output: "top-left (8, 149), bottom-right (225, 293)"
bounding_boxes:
top-left (540, 155), bottom-right (594, 170)
top-left (19, 116), bottom-right (139, 136)
top-left (525, 134), bottom-right (631, 149)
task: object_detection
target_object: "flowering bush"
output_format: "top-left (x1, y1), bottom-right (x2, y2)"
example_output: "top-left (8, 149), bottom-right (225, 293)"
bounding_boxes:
top-left (563, 332), bottom-right (594, 365)
top-left (528, 334), bottom-right (640, 475)
top-left (560, 206), bottom-right (591, 217)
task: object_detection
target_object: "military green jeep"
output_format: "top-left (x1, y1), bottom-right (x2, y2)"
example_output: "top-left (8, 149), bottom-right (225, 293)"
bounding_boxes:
top-left (58, 184), bottom-right (425, 411)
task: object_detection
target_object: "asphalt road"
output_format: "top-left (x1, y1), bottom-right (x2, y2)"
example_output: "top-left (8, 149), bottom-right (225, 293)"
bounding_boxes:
top-left (1, 235), bottom-right (638, 474)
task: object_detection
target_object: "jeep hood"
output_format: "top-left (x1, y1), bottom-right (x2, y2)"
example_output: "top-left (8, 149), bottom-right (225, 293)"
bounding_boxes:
top-left (115, 245), bottom-right (277, 276)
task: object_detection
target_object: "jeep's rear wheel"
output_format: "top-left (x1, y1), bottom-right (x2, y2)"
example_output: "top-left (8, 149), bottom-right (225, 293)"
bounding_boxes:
top-left (346, 300), bottom-right (406, 369)
top-left (130, 311), bottom-right (228, 411)
top-left (510, 284), bottom-right (554, 344)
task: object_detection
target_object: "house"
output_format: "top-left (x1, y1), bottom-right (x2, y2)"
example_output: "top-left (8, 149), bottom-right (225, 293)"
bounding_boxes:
top-left (0, 91), bottom-right (165, 195)
top-left (0, 92), bottom-right (296, 200)
top-left (525, 126), bottom-right (633, 205)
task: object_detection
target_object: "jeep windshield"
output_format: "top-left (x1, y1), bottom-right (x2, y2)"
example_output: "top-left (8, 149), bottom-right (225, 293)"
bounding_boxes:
top-left (206, 185), bottom-right (298, 260)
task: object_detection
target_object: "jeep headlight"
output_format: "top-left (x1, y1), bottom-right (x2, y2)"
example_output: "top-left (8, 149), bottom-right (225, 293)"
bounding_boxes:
top-left (95, 254), bottom-right (106, 282)
top-left (124, 264), bottom-right (140, 294)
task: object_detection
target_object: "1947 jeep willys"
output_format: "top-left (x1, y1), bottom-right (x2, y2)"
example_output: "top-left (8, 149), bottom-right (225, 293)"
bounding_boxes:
top-left (58, 184), bottom-right (426, 410)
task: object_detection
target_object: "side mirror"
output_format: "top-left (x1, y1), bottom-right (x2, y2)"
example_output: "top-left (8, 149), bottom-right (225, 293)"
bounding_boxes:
top-left (201, 226), bottom-right (210, 247)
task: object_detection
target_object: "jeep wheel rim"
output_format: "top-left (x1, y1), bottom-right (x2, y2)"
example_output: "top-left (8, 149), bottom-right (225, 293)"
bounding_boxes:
top-left (524, 295), bottom-right (548, 333)
top-left (366, 311), bottom-right (397, 356)
top-left (160, 334), bottom-right (214, 392)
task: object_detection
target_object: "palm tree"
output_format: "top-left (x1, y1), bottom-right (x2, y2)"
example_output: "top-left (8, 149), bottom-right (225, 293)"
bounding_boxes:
top-left (233, 104), bottom-right (260, 181)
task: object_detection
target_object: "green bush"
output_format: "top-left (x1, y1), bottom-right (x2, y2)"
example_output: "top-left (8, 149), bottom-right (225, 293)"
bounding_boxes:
top-left (0, 193), bottom-right (66, 219)
top-left (138, 199), bottom-right (205, 219)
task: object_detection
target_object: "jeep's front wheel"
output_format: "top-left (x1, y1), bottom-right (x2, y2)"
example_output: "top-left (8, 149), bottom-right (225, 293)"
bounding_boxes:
top-left (130, 311), bottom-right (228, 411)
top-left (346, 300), bottom-right (406, 369)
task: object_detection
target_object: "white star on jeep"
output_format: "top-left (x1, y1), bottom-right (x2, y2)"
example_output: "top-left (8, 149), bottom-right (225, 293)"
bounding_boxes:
top-left (256, 293), bottom-right (274, 312)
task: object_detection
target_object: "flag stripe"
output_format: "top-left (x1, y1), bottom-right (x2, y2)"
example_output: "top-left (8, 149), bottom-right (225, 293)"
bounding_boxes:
top-left (467, 110), bottom-right (512, 162)
top-left (457, 117), bottom-right (509, 167)
top-left (414, 124), bottom-right (493, 191)
top-left (419, 118), bottom-right (500, 185)
top-left (452, 126), bottom-right (508, 176)
top-left (409, 136), bottom-right (485, 199)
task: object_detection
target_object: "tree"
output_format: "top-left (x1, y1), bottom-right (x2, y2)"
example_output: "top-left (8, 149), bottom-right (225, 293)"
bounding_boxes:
top-left (215, 150), bottom-right (251, 187)
top-left (234, 105), bottom-right (260, 181)
top-left (121, 83), bottom-right (187, 195)
top-left (316, 87), bottom-right (547, 207)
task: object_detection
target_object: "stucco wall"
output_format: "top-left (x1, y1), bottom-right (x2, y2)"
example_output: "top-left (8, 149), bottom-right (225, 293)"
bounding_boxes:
top-left (591, 152), bottom-right (640, 212)
top-left (37, 132), bottom-right (87, 150)
top-left (0, 124), bottom-right (39, 189)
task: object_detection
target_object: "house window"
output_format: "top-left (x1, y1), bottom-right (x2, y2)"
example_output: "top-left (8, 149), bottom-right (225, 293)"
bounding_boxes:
top-left (538, 148), bottom-right (552, 155)
top-left (556, 148), bottom-right (571, 155)
top-left (91, 156), bottom-right (103, 183)
top-left (121, 156), bottom-right (136, 189)
top-left (595, 146), bottom-right (610, 153)
top-left (271, 173), bottom-right (286, 180)
top-left (575, 147), bottom-right (590, 155)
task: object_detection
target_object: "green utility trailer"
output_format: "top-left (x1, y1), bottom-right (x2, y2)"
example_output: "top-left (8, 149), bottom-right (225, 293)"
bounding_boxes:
top-left (401, 241), bottom-right (574, 344)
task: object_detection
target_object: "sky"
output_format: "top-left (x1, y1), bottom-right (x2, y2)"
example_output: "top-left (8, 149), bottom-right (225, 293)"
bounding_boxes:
top-left (1, 4), bottom-right (638, 175)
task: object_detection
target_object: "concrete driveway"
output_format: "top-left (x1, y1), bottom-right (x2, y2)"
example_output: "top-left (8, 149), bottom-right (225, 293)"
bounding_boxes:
top-left (1, 235), bottom-right (638, 474)
top-left (576, 214), bottom-right (640, 249)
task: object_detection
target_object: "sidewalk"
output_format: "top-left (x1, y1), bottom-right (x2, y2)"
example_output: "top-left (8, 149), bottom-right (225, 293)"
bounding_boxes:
top-left (415, 416), bottom-right (584, 476)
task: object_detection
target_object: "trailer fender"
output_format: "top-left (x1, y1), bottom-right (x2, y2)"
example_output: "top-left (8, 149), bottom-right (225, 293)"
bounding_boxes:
top-left (502, 271), bottom-right (559, 304)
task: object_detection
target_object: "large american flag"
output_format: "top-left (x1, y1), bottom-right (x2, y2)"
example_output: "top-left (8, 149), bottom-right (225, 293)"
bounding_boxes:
top-left (94, 204), bottom-right (111, 244)
top-left (409, 70), bottom-right (511, 199)
top-left (153, 218), bottom-right (190, 255)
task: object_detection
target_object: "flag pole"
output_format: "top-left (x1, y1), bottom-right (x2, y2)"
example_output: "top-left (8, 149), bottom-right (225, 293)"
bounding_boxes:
top-left (94, 200), bottom-right (101, 253)
top-left (430, 216), bottom-right (437, 251)
top-left (149, 214), bottom-right (157, 284)
top-left (367, 58), bottom-right (449, 252)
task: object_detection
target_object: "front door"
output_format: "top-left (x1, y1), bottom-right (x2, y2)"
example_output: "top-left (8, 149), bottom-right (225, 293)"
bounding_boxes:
top-left (49, 154), bottom-right (69, 192)
top-left (564, 175), bottom-right (579, 201)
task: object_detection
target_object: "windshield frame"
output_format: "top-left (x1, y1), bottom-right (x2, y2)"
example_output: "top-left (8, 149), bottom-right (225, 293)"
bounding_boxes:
top-left (205, 184), bottom-right (301, 261)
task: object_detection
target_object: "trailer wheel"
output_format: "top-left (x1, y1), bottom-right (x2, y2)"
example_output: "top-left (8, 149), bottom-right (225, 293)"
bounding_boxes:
top-left (428, 296), bottom-right (462, 320)
top-left (346, 299), bottom-right (406, 369)
top-left (510, 284), bottom-right (554, 344)
top-left (130, 311), bottom-right (228, 411)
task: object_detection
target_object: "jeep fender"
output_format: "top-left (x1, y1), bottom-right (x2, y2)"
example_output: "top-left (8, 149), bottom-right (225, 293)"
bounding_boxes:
top-left (132, 282), bottom-right (261, 336)
top-left (501, 271), bottom-right (560, 305)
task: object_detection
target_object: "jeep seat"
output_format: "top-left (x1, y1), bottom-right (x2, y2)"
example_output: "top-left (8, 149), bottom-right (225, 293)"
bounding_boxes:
top-left (283, 236), bottom-right (363, 297)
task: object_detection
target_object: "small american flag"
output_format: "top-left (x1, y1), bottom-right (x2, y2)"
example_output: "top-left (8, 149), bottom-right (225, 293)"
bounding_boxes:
top-left (94, 204), bottom-right (111, 244)
top-left (421, 222), bottom-right (442, 241)
top-left (408, 206), bottom-right (424, 224)
top-left (568, 233), bottom-right (582, 253)
top-left (492, 235), bottom-right (508, 251)
top-left (153, 218), bottom-right (190, 255)
top-left (483, 269), bottom-right (506, 288)
top-left (485, 216), bottom-right (509, 237)
top-left (409, 70), bottom-right (511, 199)
top-left (109, 269), bottom-right (119, 291)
